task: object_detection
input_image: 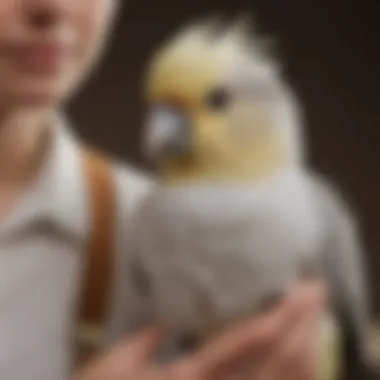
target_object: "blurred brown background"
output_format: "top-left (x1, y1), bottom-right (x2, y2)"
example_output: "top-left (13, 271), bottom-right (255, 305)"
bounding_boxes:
top-left (68, 0), bottom-right (380, 315)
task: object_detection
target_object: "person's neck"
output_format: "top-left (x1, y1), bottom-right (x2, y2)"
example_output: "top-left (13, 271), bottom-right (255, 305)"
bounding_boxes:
top-left (0, 107), bottom-right (53, 188)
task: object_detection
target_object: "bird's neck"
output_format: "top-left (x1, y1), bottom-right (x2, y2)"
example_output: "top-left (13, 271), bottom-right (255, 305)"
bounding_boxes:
top-left (158, 144), bottom-right (288, 186)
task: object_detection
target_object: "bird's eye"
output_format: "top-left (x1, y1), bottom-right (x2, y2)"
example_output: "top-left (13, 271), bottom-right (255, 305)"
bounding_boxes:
top-left (204, 87), bottom-right (231, 110)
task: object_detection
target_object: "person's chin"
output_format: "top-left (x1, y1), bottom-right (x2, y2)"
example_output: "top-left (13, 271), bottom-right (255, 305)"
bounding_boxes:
top-left (12, 80), bottom-right (70, 109)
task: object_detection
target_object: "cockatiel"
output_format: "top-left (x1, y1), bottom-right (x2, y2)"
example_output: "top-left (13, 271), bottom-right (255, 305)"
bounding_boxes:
top-left (125, 18), bottom-right (377, 380)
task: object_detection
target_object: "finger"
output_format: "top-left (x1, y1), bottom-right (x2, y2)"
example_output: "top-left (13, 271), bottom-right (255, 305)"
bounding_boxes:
top-left (279, 325), bottom-right (319, 380)
top-left (122, 326), bottom-right (165, 366)
top-left (255, 294), bottom-right (323, 380)
top-left (280, 322), bottom-right (319, 379)
top-left (95, 326), bottom-right (164, 372)
top-left (222, 282), bottom-right (326, 380)
top-left (276, 282), bottom-right (326, 356)
top-left (294, 308), bottom-right (326, 380)
top-left (195, 282), bottom-right (324, 378)
top-left (231, 318), bottom-right (316, 380)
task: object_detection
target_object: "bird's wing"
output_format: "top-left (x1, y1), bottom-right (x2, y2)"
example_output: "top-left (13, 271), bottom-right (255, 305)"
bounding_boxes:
top-left (311, 175), bottom-right (376, 380)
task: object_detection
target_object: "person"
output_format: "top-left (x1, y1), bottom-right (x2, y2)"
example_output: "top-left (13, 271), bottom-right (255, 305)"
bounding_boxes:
top-left (0, 0), bottom-right (325, 379)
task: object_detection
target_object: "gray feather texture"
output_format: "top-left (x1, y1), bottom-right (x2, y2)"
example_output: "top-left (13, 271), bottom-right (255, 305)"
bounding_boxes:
top-left (126, 168), bottom-right (337, 338)
top-left (123, 171), bottom-right (371, 372)
top-left (311, 176), bottom-right (371, 359)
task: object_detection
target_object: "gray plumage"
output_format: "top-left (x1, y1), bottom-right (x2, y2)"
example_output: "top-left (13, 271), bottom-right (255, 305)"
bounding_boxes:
top-left (126, 170), bottom-right (367, 338)
top-left (124, 171), bottom-right (373, 380)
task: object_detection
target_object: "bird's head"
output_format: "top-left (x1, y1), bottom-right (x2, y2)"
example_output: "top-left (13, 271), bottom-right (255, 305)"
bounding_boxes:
top-left (142, 17), bottom-right (304, 185)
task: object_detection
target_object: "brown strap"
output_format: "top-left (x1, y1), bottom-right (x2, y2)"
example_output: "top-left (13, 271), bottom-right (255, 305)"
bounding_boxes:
top-left (79, 147), bottom-right (116, 326)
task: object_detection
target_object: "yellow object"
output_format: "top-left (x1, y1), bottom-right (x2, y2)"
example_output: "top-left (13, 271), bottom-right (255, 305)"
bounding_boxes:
top-left (317, 314), bottom-right (341, 380)
top-left (144, 20), bottom-right (287, 185)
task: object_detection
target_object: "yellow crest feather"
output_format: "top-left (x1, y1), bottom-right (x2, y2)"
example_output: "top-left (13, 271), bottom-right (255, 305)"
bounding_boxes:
top-left (145, 16), bottom-right (278, 104)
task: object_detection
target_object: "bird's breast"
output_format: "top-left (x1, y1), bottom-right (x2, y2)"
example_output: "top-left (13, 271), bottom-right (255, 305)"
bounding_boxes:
top-left (135, 170), bottom-right (324, 335)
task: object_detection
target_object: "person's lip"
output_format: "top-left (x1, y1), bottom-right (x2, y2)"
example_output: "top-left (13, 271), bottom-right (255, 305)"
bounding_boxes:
top-left (13, 41), bottom-right (71, 74)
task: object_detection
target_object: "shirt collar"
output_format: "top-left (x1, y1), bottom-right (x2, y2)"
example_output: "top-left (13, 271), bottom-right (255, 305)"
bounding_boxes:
top-left (10, 115), bottom-right (91, 241)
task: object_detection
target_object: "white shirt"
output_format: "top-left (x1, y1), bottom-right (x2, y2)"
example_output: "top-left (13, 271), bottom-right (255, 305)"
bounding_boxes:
top-left (0, 121), bottom-right (152, 380)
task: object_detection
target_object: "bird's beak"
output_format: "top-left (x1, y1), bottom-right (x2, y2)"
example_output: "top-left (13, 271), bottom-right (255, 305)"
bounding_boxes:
top-left (142, 105), bottom-right (192, 160)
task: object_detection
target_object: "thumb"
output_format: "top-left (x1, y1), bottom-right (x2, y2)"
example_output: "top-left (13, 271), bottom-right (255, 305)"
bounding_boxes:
top-left (72, 327), bottom-right (164, 380)
top-left (119, 326), bottom-right (165, 367)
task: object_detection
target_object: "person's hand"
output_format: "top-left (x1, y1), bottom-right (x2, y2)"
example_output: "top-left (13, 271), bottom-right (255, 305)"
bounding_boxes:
top-left (72, 282), bottom-right (325, 380)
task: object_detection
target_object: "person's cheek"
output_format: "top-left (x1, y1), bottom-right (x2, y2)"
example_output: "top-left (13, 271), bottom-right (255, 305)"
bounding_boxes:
top-left (71, 0), bottom-right (117, 79)
top-left (76, 0), bottom-right (117, 47)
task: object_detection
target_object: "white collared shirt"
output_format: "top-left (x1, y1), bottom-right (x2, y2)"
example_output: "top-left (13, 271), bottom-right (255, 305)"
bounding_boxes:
top-left (0, 121), bottom-right (152, 380)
